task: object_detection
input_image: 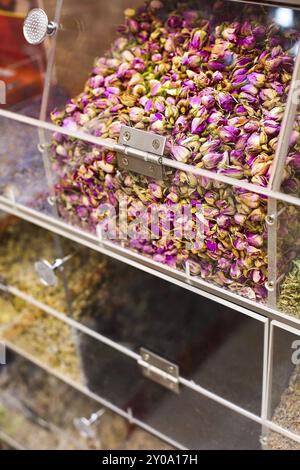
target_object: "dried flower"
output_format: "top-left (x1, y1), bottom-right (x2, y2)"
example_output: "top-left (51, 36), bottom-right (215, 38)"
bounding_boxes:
top-left (171, 145), bottom-right (191, 163)
top-left (50, 1), bottom-right (300, 303)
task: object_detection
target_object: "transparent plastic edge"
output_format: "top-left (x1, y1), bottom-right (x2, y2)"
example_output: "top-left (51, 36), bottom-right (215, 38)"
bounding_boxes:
top-left (1, 109), bottom-right (300, 208)
top-left (264, 321), bottom-right (300, 446)
top-left (269, 41), bottom-right (300, 190)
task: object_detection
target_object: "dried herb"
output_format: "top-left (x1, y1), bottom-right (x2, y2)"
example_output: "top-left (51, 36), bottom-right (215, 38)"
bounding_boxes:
top-left (279, 260), bottom-right (300, 319)
top-left (263, 365), bottom-right (300, 450)
top-left (50, 0), bottom-right (300, 301)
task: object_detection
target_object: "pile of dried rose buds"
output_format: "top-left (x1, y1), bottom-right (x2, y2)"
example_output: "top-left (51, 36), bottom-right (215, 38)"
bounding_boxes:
top-left (50, 0), bottom-right (300, 302)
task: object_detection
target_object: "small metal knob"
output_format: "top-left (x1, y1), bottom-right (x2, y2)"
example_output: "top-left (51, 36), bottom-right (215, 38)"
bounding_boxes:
top-left (23, 8), bottom-right (57, 45)
top-left (265, 280), bottom-right (275, 292)
top-left (73, 409), bottom-right (105, 439)
top-left (34, 254), bottom-right (73, 287)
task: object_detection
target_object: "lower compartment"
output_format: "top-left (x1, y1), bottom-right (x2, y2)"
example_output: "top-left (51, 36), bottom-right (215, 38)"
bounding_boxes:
top-left (0, 304), bottom-right (265, 450)
top-left (0, 351), bottom-right (172, 451)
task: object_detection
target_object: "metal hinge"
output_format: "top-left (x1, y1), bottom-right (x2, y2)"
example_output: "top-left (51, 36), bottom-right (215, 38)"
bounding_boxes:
top-left (138, 348), bottom-right (179, 394)
top-left (115, 126), bottom-right (166, 180)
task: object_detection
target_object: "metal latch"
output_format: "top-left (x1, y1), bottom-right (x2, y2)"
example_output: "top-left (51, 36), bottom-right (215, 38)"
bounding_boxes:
top-left (116, 126), bottom-right (166, 179)
top-left (138, 348), bottom-right (179, 394)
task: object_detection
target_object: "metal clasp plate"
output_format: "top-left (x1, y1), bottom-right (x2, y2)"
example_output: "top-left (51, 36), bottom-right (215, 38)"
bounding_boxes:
top-left (138, 348), bottom-right (179, 394)
top-left (117, 126), bottom-right (166, 179)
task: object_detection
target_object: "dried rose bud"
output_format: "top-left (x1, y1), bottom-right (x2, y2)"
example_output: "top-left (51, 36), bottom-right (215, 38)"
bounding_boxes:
top-left (216, 214), bottom-right (231, 228)
top-left (219, 126), bottom-right (241, 143)
top-left (247, 72), bottom-right (266, 88)
top-left (129, 107), bottom-right (144, 123)
top-left (171, 145), bottom-right (191, 163)
top-left (237, 192), bottom-right (261, 208)
top-left (230, 261), bottom-right (242, 280)
top-left (218, 257), bottom-right (231, 270)
top-left (202, 207), bottom-right (220, 219)
top-left (289, 130), bottom-right (299, 147)
top-left (190, 29), bottom-right (207, 49)
top-left (219, 167), bottom-right (244, 179)
top-left (230, 150), bottom-right (244, 165)
top-left (234, 213), bottom-right (247, 225)
top-left (249, 208), bottom-right (265, 222)
top-left (190, 96), bottom-right (202, 109)
top-left (262, 120), bottom-right (279, 136)
top-left (246, 133), bottom-right (261, 153)
top-left (236, 134), bottom-right (249, 150)
top-left (282, 177), bottom-right (299, 193)
top-left (207, 111), bottom-right (227, 126)
top-left (218, 92), bottom-right (234, 112)
top-left (241, 84), bottom-right (259, 96)
top-left (191, 117), bottom-right (207, 134)
top-left (56, 145), bottom-right (68, 157)
top-left (246, 232), bottom-right (264, 248)
top-left (232, 75), bottom-right (248, 88)
top-left (235, 104), bottom-right (248, 115)
top-left (206, 239), bottom-right (218, 252)
top-left (201, 93), bottom-right (215, 109)
top-left (251, 269), bottom-right (265, 284)
top-left (212, 71), bottom-right (223, 83)
top-left (149, 183), bottom-right (163, 199)
top-left (200, 139), bottom-right (221, 154)
top-left (289, 152), bottom-right (300, 170)
top-left (202, 152), bottom-right (223, 169)
top-left (208, 60), bottom-right (226, 72)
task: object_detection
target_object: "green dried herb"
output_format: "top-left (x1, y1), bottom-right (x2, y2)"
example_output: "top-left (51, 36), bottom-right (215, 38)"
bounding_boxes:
top-left (1, 307), bottom-right (82, 382)
top-left (0, 217), bottom-right (108, 323)
top-left (279, 260), bottom-right (300, 319)
top-left (263, 365), bottom-right (300, 450)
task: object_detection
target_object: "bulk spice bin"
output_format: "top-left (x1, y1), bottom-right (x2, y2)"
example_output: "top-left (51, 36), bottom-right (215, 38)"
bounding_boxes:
top-left (2, 0), bottom-right (300, 320)
top-left (0, 353), bottom-right (172, 450)
top-left (0, 0), bottom-right (300, 450)
top-left (0, 214), bottom-right (268, 449)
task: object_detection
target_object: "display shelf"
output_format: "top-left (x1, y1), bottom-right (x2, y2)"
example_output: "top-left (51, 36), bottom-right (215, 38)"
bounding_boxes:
top-left (1, 0), bottom-right (300, 451)
top-left (2, 215), bottom-right (296, 450)
top-left (2, 330), bottom-right (300, 448)
top-left (0, 284), bottom-right (268, 418)
top-left (0, 280), bottom-right (269, 449)
top-left (1, 0), bottom-right (300, 322)
top-left (0, 342), bottom-right (264, 450)
top-left (0, 277), bottom-right (295, 449)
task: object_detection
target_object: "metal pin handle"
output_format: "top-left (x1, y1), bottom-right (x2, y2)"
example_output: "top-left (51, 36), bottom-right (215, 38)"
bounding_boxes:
top-left (34, 253), bottom-right (74, 287)
top-left (23, 8), bottom-right (57, 45)
top-left (73, 409), bottom-right (105, 439)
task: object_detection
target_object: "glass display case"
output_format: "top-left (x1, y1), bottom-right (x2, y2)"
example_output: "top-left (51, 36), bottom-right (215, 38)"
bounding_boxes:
top-left (1, 0), bottom-right (300, 321)
top-left (0, 212), bottom-right (293, 450)
top-left (1, 0), bottom-right (300, 450)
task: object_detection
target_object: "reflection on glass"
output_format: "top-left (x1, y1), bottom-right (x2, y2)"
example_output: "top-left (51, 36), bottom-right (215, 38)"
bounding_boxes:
top-left (274, 8), bottom-right (294, 29)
